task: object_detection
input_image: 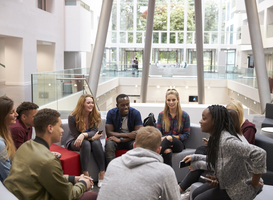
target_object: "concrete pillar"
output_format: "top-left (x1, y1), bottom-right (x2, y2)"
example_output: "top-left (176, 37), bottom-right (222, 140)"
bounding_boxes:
top-left (194, 0), bottom-right (205, 104)
top-left (245, 0), bottom-right (271, 113)
top-left (140, 0), bottom-right (155, 103)
top-left (88, 0), bottom-right (113, 97)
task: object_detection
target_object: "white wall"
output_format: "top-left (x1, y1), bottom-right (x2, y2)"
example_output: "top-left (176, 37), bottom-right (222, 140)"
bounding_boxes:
top-left (65, 6), bottom-right (91, 52)
top-left (0, 38), bottom-right (5, 83)
top-left (37, 43), bottom-right (55, 72)
top-left (5, 37), bottom-right (24, 85)
top-left (0, 0), bottom-right (64, 85)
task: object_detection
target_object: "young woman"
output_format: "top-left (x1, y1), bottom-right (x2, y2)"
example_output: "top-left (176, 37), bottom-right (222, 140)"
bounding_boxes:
top-left (156, 88), bottom-right (190, 166)
top-left (66, 94), bottom-right (105, 187)
top-left (0, 96), bottom-right (18, 182)
top-left (179, 109), bottom-right (247, 198)
top-left (191, 105), bottom-right (265, 200)
top-left (226, 99), bottom-right (256, 144)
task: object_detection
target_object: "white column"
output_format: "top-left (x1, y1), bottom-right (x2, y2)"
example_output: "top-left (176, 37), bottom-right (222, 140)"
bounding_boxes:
top-left (88, 0), bottom-right (114, 97)
top-left (244, 0), bottom-right (271, 113)
top-left (195, 0), bottom-right (205, 104)
top-left (140, 0), bottom-right (155, 103)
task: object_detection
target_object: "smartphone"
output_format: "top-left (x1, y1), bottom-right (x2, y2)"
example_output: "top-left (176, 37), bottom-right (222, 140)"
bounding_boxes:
top-left (179, 160), bottom-right (191, 168)
top-left (200, 175), bottom-right (213, 182)
top-left (98, 130), bottom-right (103, 135)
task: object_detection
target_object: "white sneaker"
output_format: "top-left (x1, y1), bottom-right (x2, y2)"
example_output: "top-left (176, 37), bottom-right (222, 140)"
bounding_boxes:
top-left (97, 179), bottom-right (103, 188)
top-left (181, 191), bottom-right (190, 200)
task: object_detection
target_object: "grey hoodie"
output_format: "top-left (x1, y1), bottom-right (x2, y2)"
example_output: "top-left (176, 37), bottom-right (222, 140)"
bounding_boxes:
top-left (97, 147), bottom-right (180, 200)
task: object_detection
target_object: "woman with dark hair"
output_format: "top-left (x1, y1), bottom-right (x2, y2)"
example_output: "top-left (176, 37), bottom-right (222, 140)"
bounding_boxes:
top-left (156, 88), bottom-right (190, 166)
top-left (179, 108), bottom-right (248, 198)
top-left (190, 105), bottom-right (266, 200)
top-left (0, 96), bottom-right (18, 182)
top-left (66, 94), bottom-right (105, 187)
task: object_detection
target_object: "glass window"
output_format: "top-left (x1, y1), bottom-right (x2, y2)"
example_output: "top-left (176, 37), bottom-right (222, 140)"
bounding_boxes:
top-left (120, 2), bottom-right (134, 30)
top-left (112, 32), bottom-right (117, 43)
top-left (161, 32), bottom-right (167, 43)
top-left (170, 2), bottom-right (184, 31)
top-left (187, 32), bottom-right (193, 44)
top-left (170, 32), bottom-right (176, 43)
top-left (136, 32), bottom-right (142, 43)
top-left (204, 0), bottom-right (218, 31)
top-left (221, 33), bottom-right (225, 44)
top-left (211, 33), bottom-right (218, 44)
top-left (111, 3), bottom-right (117, 30)
top-left (128, 32), bottom-right (133, 43)
top-left (187, 0), bottom-right (195, 31)
top-left (120, 32), bottom-right (126, 43)
top-left (153, 1), bottom-right (168, 31)
top-left (178, 32), bottom-right (184, 43)
top-left (137, 2), bottom-right (148, 30)
top-left (204, 33), bottom-right (210, 44)
top-left (153, 32), bottom-right (159, 43)
top-left (227, 1), bottom-right (230, 21)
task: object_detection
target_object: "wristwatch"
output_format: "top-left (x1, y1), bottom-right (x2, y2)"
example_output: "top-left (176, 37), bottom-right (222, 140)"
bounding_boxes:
top-left (120, 137), bottom-right (124, 143)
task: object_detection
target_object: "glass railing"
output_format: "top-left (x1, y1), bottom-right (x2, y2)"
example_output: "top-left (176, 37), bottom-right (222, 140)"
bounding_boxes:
top-left (32, 65), bottom-right (272, 108)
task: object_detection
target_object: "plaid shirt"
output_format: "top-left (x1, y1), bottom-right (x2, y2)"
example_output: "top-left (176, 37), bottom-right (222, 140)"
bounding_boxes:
top-left (156, 111), bottom-right (190, 141)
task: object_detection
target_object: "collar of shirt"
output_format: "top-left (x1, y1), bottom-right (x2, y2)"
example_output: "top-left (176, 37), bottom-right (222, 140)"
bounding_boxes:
top-left (18, 119), bottom-right (31, 131)
top-left (34, 136), bottom-right (49, 149)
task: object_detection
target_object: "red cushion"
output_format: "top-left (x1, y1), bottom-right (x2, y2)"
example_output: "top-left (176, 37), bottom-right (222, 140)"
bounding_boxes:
top-left (50, 144), bottom-right (81, 176)
top-left (115, 149), bottom-right (128, 157)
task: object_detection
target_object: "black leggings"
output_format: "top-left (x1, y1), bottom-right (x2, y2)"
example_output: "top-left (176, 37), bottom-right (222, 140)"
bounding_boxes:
top-left (179, 145), bottom-right (208, 191)
top-left (179, 170), bottom-right (206, 191)
top-left (192, 182), bottom-right (230, 200)
top-left (160, 136), bottom-right (184, 166)
top-left (69, 139), bottom-right (105, 172)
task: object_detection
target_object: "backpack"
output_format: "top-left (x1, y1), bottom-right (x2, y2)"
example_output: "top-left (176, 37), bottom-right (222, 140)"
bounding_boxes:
top-left (143, 113), bottom-right (156, 127)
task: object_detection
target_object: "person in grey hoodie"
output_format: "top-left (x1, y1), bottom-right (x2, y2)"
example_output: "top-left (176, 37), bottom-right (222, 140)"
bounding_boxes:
top-left (97, 126), bottom-right (180, 200)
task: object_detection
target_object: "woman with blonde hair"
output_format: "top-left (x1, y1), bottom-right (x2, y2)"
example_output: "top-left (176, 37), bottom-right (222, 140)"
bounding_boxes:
top-left (156, 89), bottom-right (190, 166)
top-left (66, 94), bottom-right (105, 187)
top-left (0, 96), bottom-right (18, 182)
top-left (226, 99), bottom-right (256, 144)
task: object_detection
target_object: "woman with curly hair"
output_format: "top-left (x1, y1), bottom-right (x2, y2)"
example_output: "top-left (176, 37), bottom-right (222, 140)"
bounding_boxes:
top-left (66, 94), bottom-right (105, 187)
top-left (156, 88), bottom-right (190, 166)
top-left (0, 96), bottom-right (18, 182)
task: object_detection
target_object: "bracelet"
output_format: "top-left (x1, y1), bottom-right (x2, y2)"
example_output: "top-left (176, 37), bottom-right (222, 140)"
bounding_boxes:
top-left (90, 137), bottom-right (94, 141)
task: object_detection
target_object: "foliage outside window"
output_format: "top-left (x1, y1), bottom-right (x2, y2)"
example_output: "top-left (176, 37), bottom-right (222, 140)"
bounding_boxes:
top-left (120, 2), bottom-right (134, 30)
top-left (204, 33), bottom-right (210, 44)
top-left (136, 32), bottom-right (142, 43)
top-left (112, 3), bottom-right (117, 30)
top-left (153, 32), bottom-right (159, 43)
top-left (187, 32), bottom-right (193, 44)
top-left (120, 32), bottom-right (126, 43)
top-left (128, 32), bottom-right (133, 43)
top-left (161, 32), bottom-right (167, 43)
top-left (112, 32), bottom-right (117, 43)
top-left (211, 33), bottom-right (218, 44)
top-left (170, 32), bottom-right (176, 43)
top-left (178, 32), bottom-right (184, 43)
top-left (138, 1), bottom-right (195, 31)
top-left (204, 0), bottom-right (218, 31)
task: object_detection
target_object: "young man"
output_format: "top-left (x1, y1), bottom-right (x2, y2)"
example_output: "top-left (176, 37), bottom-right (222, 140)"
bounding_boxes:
top-left (4, 108), bottom-right (97, 200)
top-left (98, 126), bottom-right (180, 200)
top-left (105, 94), bottom-right (143, 164)
top-left (10, 101), bottom-right (39, 149)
